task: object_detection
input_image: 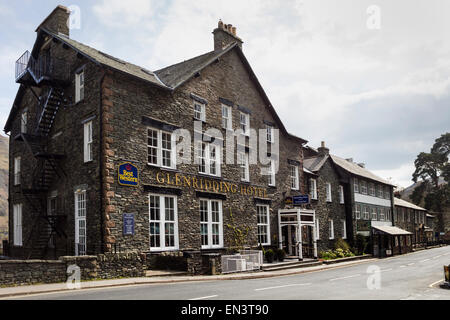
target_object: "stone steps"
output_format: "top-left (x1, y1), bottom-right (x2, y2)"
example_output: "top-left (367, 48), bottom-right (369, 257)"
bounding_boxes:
top-left (262, 260), bottom-right (322, 272)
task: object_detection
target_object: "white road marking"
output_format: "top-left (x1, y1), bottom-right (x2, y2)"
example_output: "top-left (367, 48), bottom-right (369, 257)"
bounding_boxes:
top-left (400, 265), bottom-right (407, 268)
top-left (254, 283), bottom-right (311, 291)
top-left (189, 295), bottom-right (218, 301)
top-left (432, 256), bottom-right (442, 259)
top-left (420, 259), bottom-right (431, 263)
top-left (329, 274), bottom-right (361, 282)
top-left (407, 263), bottom-right (415, 266)
top-left (380, 268), bottom-right (393, 272)
top-left (429, 279), bottom-right (444, 288)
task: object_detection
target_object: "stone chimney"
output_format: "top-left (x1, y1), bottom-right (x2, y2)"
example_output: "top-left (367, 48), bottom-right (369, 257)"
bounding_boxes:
top-left (318, 141), bottom-right (330, 157)
top-left (35, 5), bottom-right (71, 36)
top-left (213, 20), bottom-right (243, 51)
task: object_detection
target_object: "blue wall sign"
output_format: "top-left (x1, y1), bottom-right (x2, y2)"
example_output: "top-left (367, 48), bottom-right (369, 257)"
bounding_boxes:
top-left (123, 213), bottom-right (135, 236)
top-left (293, 195), bottom-right (310, 205)
top-left (118, 162), bottom-right (139, 187)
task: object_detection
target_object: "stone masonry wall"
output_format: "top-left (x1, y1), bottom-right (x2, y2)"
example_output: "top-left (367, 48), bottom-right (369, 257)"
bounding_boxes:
top-left (0, 253), bottom-right (146, 287)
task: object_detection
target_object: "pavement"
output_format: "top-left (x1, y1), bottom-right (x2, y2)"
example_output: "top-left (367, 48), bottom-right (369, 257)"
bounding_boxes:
top-left (1, 246), bottom-right (449, 300)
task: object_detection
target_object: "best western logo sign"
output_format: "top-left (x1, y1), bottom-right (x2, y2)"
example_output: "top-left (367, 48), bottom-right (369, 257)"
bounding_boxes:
top-left (118, 163), bottom-right (139, 187)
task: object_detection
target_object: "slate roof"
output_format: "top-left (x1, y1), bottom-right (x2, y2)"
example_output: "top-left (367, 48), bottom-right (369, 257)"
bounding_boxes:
top-left (330, 154), bottom-right (395, 186)
top-left (394, 197), bottom-right (427, 211)
top-left (303, 155), bottom-right (329, 173)
top-left (5, 27), bottom-right (309, 145)
top-left (46, 29), bottom-right (169, 89)
top-left (155, 43), bottom-right (237, 89)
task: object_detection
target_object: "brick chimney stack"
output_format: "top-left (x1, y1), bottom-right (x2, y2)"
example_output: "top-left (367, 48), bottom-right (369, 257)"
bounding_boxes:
top-left (318, 141), bottom-right (330, 157)
top-left (213, 20), bottom-right (243, 51)
top-left (36, 5), bottom-right (71, 37)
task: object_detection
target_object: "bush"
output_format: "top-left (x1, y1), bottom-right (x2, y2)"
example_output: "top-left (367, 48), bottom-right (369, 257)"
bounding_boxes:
top-left (275, 249), bottom-right (286, 262)
top-left (265, 249), bottom-right (275, 263)
top-left (335, 238), bottom-right (351, 251)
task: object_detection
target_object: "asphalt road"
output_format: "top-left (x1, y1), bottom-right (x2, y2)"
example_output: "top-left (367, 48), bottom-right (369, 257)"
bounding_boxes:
top-left (7, 246), bottom-right (450, 300)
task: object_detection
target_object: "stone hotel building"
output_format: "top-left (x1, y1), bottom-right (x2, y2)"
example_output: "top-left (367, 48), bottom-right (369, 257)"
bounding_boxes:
top-left (5, 6), bottom-right (423, 269)
top-left (5, 6), bottom-right (313, 263)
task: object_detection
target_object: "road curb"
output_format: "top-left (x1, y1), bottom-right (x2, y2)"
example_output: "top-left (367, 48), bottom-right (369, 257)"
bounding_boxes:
top-left (0, 258), bottom-right (379, 299)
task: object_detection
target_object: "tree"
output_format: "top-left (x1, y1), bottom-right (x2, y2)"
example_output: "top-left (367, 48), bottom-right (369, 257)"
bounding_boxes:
top-left (411, 133), bottom-right (450, 212)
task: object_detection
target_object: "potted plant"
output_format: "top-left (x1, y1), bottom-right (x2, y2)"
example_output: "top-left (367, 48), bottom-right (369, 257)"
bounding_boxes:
top-left (265, 249), bottom-right (275, 263)
top-left (275, 249), bottom-right (286, 262)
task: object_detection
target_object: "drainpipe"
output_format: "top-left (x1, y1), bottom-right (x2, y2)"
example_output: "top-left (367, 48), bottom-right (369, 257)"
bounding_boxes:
top-left (99, 70), bottom-right (106, 254)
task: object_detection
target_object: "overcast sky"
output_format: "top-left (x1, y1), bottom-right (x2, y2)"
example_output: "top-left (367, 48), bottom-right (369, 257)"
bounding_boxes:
top-left (0, 0), bottom-right (449, 188)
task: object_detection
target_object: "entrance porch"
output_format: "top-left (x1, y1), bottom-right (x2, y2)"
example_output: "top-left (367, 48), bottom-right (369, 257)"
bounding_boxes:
top-left (278, 209), bottom-right (318, 261)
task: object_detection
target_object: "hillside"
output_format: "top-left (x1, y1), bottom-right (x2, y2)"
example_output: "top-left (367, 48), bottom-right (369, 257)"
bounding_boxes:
top-left (0, 135), bottom-right (8, 246)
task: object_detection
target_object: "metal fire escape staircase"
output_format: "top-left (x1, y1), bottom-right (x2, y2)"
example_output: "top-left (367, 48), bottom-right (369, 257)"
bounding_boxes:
top-left (15, 50), bottom-right (69, 259)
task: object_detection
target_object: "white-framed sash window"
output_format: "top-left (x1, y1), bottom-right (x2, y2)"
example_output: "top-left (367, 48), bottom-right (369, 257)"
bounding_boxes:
top-left (239, 112), bottom-right (250, 136)
top-left (198, 142), bottom-right (221, 177)
top-left (147, 128), bottom-right (176, 169)
top-left (200, 199), bottom-right (223, 249)
top-left (339, 185), bottom-right (345, 204)
top-left (364, 206), bottom-right (370, 220)
top-left (329, 219), bottom-right (334, 240)
top-left (75, 190), bottom-right (87, 256)
top-left (268, 160), bottom-right (276, 187)
top-left (239, 152), bottom-right (250, 182)
top-left (257, 204), bottom-right (270, 246)
top-left (14, 157), bottom-right (21, 186)
top-left (354, 178), bottom-right (359, 193)
top-left (13, 204), bottom-right (23, 247)
top-left (222, 105), bottom-right (232, 130)
top-left (84, 121), bottom-right (93, 163)
top-left (326, 182), bottom-right (332, 202)
top-left (149, 194), bottom-right (179, 251)
top-left (355, 204), bottom-right (361, 220)
top-left (194, 101), bottom-right (206, 122)
top-left (290, 165), bottom-right (299, 190)
top-left (310, 178), bottom-right (318, 200)
top-left (371, 207), bottom-right (378, 221)
top-left (360, 181), bottom-right (368, 195)
top-left (341, 219), bottom-right (347, 239)
top-left (75, 70), bottom-right (85, 103)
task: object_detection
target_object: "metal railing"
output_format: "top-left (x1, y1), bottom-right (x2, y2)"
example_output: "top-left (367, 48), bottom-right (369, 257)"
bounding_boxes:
top-left (221, 250), bottom-right (263, 274)
top-left (15, 51), bottom-right (30, 81)
top-left (15, 50), bottom-right (70, 84)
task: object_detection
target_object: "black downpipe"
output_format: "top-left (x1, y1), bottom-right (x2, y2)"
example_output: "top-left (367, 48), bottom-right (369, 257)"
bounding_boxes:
top-left (99, 70), bottom-right (106, 254)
